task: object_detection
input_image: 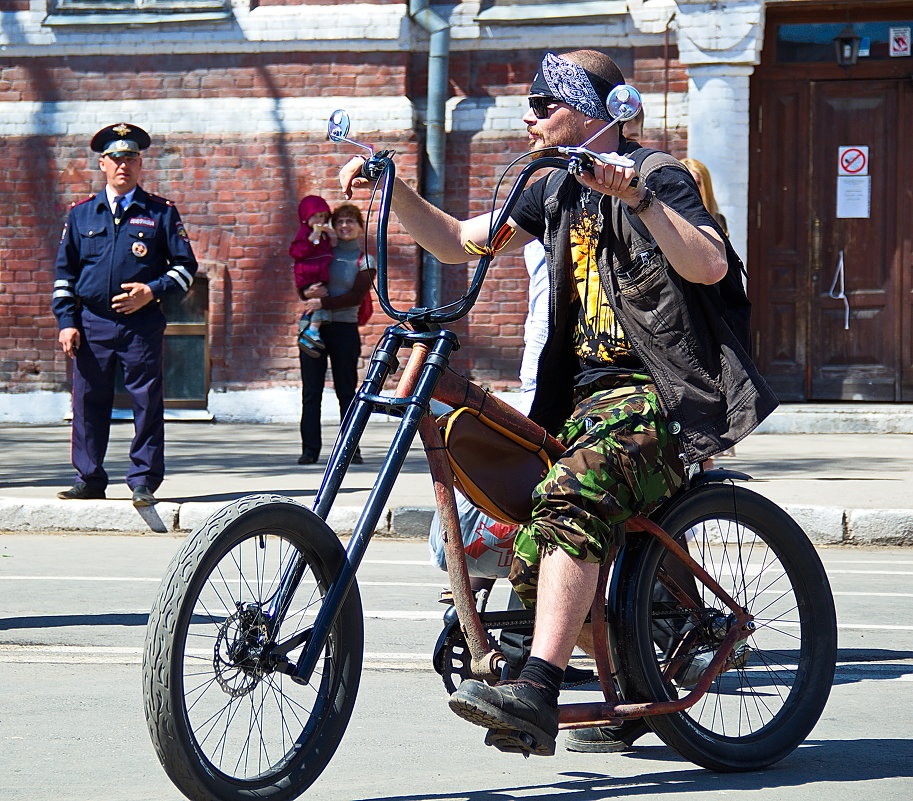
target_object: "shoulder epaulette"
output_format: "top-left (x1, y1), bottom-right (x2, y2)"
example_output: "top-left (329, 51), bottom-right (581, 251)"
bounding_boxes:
top-left (148, 193), bottom-right (175, 207)
top-left (70, 196), bottom-right (94, 208)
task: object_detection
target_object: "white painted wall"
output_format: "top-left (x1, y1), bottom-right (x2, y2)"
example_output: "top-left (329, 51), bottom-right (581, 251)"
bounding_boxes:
top-left (670, 0), bottom-right (766, 265)
top-left (686, 65), bottom-right (754, 261)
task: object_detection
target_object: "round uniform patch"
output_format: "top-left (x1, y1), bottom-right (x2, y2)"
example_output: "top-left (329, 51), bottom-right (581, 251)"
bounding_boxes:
top-left (132, 241), bottom-right (148, 257)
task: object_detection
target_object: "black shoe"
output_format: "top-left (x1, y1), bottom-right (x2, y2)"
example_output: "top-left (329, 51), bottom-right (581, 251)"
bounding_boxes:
top-left (562, 664), bottom-right (596, 688)
top-left (351, 449), bottom-right (364, 465)
top-left (297, 452), bottom-right (318, 465)
top-left (131, 485), bottom-right (157, 508)
top-left (565, 719), bottom-right (648, 753)
top-left (57, 482), bottom-right (105, 500)
top-left (448, 679), bottom-right (558, 756)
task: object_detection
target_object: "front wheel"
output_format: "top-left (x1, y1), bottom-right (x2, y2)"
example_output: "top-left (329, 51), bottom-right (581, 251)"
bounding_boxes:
top-left (613, 483), bottom-right (836, 771)
top-left (143, 495), bottom-right (363, 801)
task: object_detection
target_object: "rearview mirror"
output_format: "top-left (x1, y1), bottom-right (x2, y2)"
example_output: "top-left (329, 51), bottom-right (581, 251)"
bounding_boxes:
top-left (578, 84), bottom-right (644, 149)
top-left (326, 109), bottom-right (374, 155)
top-left (327, 109), bottom-right (351, 142)
top-left (606, 84), bottom-right (642, 122)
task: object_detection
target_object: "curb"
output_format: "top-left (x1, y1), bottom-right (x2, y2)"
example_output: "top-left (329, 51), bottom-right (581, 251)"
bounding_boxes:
top-left (781, 504), bottom-right (913, 547)
top-left (2, 498), bottom-right (912, 546)
top-left (0, 497), bottom-right (406, 538)
top-left (756, 407), bottom-right (913, 435)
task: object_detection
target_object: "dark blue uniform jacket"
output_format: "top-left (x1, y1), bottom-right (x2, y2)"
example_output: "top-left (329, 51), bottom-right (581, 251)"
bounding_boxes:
top-left (52, 186), bottom-right (198, 328)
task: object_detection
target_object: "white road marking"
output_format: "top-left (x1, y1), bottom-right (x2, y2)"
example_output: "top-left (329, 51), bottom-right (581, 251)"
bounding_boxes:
top-left (3, 574), bottom-right (912, 593)
top-left (826, 570), bottom-right (913, 575)
top-left (2, 644), bottom-right (911, 684)
top-left (1, 576), bottom-right (163, 582)
top-left (834, 622), bottom-right (913, 631)
top-left (0, 644), bottom-right (434, 668)
top-left (3, 605), bottom-right (913, 629)
top-left (0, 576), bottom-right (441, 585)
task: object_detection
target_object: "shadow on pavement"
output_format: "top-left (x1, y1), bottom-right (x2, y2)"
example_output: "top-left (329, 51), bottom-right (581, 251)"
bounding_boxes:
top-left (353, 737), bottom-right (913, 800)
top-left (0, 612), bottom-right (226, 631)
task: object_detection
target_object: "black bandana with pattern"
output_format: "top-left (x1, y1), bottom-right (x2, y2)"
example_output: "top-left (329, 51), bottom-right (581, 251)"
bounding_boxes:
top-left (529, 52), bottom-right (619, 121)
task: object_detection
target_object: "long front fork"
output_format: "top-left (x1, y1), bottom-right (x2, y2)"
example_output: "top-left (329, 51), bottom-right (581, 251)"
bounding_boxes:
top-left (268, 327), bottom-right (458, 683)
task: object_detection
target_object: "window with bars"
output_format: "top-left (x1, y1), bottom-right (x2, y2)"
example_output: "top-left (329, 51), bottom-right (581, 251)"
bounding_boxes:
top-left (45, 0), bottom-right (232, 25)
top-left (475, 1), bottom-right (627, 25)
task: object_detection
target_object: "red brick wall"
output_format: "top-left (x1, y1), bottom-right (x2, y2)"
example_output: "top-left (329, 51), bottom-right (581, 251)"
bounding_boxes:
top-left (0, 43), bottom-right (687, 397)
top-left (0, 127), bottom-right (419, 392)
top-left (631, 45), bottom-right (689, 158)
top-left (1, 136), bottom-right (65, 390)
top-left (0, 53), bottom-right (407, 102)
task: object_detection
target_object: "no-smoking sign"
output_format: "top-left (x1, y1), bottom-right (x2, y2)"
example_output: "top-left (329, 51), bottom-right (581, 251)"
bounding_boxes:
top-left (890, 26), bottom-right (911, 57)
top-left (838, 146), bottom-right (868, 176)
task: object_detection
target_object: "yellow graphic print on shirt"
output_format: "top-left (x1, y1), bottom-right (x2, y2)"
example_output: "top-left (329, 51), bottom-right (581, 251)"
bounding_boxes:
top-left (570, 202), bottom-right (635, 366)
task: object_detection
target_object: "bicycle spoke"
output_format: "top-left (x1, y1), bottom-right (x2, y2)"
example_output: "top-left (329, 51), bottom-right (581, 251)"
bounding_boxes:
top-left (143, 496), bottom-right (363, 800)
top-left (661, 524), bottom-right (807, 736)
top-left (175, 531), bottom-right (338, 780)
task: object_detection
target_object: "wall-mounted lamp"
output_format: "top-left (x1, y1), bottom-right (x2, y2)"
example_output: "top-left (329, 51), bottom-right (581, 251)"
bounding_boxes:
top-left (833, 23), bottom-right (862, 67)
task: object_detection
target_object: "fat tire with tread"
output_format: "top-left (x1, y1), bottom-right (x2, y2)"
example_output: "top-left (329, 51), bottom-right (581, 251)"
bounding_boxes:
top-left (613, 483), bottom-right (836, 771)
top-left (142, 494), bottom-right (363, 801)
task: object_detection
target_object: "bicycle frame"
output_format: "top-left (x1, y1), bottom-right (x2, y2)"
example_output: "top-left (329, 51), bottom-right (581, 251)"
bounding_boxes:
top-left (271, 139), bottom-right (754, 728)
top-left (273, 326), bottom-right (752, 725)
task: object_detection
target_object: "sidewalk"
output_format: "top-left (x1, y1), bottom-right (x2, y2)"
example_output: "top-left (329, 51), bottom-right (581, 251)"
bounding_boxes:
top-left (2, 416), bottom-right (913, 545)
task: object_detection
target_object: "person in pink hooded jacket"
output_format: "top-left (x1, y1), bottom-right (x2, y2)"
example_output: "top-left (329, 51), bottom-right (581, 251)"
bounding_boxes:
top-left (290, 195), bottom-right (337, 353)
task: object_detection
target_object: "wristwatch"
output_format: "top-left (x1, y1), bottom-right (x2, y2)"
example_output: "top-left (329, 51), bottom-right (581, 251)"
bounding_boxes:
top-left (631, 188), bottom-right (656, 215)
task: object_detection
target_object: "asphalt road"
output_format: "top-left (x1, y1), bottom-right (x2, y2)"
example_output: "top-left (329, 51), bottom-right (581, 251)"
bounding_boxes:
top-left (1, 533), bottom-right (912, 801)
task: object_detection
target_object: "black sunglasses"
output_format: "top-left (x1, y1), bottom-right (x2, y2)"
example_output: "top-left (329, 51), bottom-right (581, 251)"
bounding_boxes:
top-left (528, 95), bottom-right (561, 119)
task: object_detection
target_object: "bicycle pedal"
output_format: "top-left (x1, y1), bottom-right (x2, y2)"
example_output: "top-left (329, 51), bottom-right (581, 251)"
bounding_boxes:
top-left (484, 728), bottom-right (535, 757)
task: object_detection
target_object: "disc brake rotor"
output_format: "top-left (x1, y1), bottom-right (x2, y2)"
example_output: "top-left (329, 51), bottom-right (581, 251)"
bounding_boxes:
top-left (213, 604), bottom-right (271, 697)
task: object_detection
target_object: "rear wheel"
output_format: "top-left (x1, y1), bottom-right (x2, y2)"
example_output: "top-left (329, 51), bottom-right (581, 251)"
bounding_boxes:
top-left (614, 483), bottom-right (836, 771)
top-left (143, 495), bottom-right (363, 801)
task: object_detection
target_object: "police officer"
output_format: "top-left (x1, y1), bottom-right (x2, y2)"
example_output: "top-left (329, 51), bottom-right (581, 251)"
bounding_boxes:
top-left (52, 123), bottom-right (198, 507)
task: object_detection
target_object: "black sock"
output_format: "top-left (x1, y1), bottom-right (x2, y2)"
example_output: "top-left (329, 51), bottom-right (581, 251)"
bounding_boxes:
top-left (517, 656), bottom-right (563, 703)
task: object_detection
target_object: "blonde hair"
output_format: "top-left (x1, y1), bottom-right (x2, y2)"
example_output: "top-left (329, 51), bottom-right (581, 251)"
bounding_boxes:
top-left (681, 158), bottom-right (720, 218)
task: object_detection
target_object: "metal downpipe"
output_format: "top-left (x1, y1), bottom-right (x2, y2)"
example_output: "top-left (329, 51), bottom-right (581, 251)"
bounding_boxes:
top-left (408, 0), bottom-right (450, 309)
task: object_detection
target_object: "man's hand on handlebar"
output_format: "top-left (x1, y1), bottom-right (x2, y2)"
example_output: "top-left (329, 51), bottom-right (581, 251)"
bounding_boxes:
top-left (340, 156), bottom-right (370, 199)
top-left (575, 159), bottom-right (644, 209)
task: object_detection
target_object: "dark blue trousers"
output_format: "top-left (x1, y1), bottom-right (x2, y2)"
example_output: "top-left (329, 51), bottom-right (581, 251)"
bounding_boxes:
top-left (71, 308), bottom-right (166, 491)
top-left (299, 322), bottom-right (361, 458)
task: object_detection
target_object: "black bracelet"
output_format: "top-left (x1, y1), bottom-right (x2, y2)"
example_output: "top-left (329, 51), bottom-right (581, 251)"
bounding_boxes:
top-left (631, 188), bottom-right (656, 215)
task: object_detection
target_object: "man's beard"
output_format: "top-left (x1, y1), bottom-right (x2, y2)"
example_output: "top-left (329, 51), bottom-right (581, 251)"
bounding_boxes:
top-left (527, 120), bottom-right (583, 153)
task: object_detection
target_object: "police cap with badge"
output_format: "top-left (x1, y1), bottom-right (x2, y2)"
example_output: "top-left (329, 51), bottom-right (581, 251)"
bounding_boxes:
top-left (90, 123), bottom-right (151, 158)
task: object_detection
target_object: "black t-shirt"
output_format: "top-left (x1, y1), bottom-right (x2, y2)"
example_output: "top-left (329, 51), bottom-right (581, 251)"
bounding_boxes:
top-left (510, 161), bottom-right (716, 388)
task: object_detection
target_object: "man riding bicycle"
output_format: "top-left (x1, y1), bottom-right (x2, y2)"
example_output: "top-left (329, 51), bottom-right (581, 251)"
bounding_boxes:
top-left (340, 48), bottom-right (777, 758)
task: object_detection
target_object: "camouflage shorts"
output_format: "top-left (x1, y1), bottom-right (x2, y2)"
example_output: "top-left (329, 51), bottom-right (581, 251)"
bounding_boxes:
top-left (509, 382), bottom-right (686, 608)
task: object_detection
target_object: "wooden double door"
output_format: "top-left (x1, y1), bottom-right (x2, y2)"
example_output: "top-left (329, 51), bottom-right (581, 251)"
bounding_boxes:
top-left (749, 76), bottom-right (913, 401)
